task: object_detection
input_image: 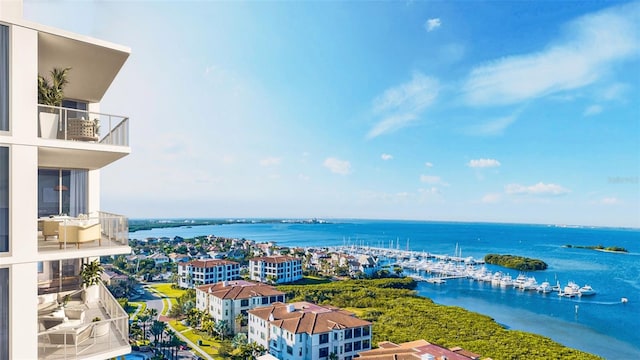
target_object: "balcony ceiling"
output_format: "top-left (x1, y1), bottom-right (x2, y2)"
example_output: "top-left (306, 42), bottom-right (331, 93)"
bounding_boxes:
top-left (38, 32), bottom-right (129, 103)
top-left (38, 144), bottom-right (130, 170)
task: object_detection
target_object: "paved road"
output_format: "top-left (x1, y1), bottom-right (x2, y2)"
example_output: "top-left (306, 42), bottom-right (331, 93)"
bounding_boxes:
top-left (140, 285), bottom-right (211, 360)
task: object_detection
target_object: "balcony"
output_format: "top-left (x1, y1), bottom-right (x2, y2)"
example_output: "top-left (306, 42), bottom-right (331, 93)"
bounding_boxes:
top-left (37, 105), bottom-right (130, 170)
top-left (38, 282), bottom-right (131, 360)
top-left (38, 211), bottom-right (130, 259)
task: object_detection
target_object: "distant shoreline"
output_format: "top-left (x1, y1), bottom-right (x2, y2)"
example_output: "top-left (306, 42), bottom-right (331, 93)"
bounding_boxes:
top-left (563, 244), bottom-right (628, 253)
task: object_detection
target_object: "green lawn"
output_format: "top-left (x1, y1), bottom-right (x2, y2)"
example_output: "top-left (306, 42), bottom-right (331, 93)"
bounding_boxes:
top-left (170, 320), bottom-right (222, 358)
top-left (129, 301), bottom-right (147, 319)
top-left (150, 283), bottom-right (186, 298)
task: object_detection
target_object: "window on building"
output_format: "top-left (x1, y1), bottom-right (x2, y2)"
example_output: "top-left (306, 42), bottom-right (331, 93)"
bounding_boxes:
top-left (241, 299), bottom-right (249, 307)
top-left (0, 147), bottom-right (7, 252)
top-left (286, 346), bottom-right (293, 355)
top-left (319, 347), bottom-right (329, 358)
top-left (37, 169), bottom-right (88, 217)
top-left (363, 339), bottom-right (370, 349)
top-left (344, 342), bottom-right (352, 352)
top-left (354, 327), bottom-right (361, 338)
top-left (0, 25), bottom-right (8, 131)
top-left (344, 329), bottom-right (352, 339)
top-left (363, 326), bottom-right (370, 336)
top-left (0, 267), bottom-right (8, 360)
top-left (319, 333), bottom-right (329, 344)
top-left (262, 297), bottom-right (268, 305)
top-left (354, 341), bottom-right (361, 351)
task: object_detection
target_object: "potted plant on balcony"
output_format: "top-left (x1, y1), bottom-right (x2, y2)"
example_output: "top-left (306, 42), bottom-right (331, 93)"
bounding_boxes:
top-left (80, 259), bottom-right (103, 303)
top-left (38, 67), bottom-right (70, 139)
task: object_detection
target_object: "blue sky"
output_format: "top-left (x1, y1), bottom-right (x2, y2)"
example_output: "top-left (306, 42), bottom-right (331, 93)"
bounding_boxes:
top-left (25, 1), bottom-right (639, 227)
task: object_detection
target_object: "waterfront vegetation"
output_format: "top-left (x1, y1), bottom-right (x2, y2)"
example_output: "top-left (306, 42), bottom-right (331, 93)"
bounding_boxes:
top-left (484, 254), bottom-right (548, 271)
top-left (278, 278), bottom-right (601, 360)
top-left (563, 244), bottom-right (628, 253)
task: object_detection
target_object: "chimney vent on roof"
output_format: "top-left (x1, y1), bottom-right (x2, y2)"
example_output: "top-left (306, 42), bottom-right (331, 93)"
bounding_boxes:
top-left (420, 355), bottom-right (435, 360)
top-left (222, 281), bottom-right (228, 287)
top-left (286, 304), bottom-right (295, 313)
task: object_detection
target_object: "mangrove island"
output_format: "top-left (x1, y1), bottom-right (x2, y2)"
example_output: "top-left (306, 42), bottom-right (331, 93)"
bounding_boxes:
top-left (484, 254), bottom-right (548, 271)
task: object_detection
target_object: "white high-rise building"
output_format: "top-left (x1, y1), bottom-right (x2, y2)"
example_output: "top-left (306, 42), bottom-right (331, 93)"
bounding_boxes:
top-left (250, 255), bottom-right (303, 284)
top-left (1, 1), bottom-right (132, 359)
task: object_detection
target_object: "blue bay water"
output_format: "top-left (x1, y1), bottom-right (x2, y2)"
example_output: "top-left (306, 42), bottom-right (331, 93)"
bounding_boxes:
top-left (129, 220), bottom-right (640, 359)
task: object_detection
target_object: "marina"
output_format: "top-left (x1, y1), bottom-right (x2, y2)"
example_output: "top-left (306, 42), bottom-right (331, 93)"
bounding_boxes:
top-left (331, 244), bottom-right (600, 299)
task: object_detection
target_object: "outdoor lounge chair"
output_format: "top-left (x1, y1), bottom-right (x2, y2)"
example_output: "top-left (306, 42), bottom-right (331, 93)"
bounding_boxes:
top-left (58, 222), bottom-right (101, 249)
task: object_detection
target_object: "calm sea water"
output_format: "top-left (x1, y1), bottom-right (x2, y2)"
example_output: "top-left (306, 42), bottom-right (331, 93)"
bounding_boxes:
top-left (129, 220), bottom-right (640, 359)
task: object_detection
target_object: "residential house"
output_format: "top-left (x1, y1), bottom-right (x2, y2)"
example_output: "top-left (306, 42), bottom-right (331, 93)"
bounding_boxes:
top-left (168, 253), bottom-right (190, 263)
top-left (355, 340), bottom-right (481, 360)
top-left (248, 301), bottom-right (372, 360)
top-left (250, 255), bottom-right (303, 284)
top-left (195, 280), bottom-right (285, 334)
top-left (148, 252), bottom-right (170, 265)
top-left (178, 259), bottom-right (240, 288)
top-left (1, 1), bottom-right (132, 358)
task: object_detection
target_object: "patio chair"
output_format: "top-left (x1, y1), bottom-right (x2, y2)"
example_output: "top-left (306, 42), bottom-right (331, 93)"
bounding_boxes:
top-left (58, 222), bottom-right (101, 249)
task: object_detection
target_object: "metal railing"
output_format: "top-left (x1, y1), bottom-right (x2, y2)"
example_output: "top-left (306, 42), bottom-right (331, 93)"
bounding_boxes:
top-left (37, 105), bottom-right (129, 146)
top-left (37, 282), bottom-right (130, 359)
top-left (38, 211), bottom-right (129, 252)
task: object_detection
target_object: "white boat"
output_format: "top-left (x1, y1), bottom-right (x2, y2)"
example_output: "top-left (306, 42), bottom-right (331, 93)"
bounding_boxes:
top-left (562, 281), bottom-right (580, 297)
top-left (500, 275), bottom-right (514, 288)
top-left (537, 281), bottom-right (552, 293)
top-left (578, 284), bottom-right (596, 296)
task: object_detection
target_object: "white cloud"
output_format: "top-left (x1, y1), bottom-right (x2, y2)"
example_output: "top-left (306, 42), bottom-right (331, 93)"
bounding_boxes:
top-left (367, 73), bottom-right (439, 138)
top-left (381, 153), bottom-right (393, 161)
top-left (481, 193), bottom-right (502, 203)
top-left (298, 174), bottom-right (310, 181)
top-left (467, 114), bottom-right (517, 136)
top-left (323, 157), bottom-right (352, 175)
top-left (505, 182), bottom-right (570, 196)
top-left (425, 18), bottom-right (441, 32)
top-left (468, 158), bottom-right (501, 168)
top-left (425, 162), bottom-right (433, 168)
top-left (259, 157), bottom-right (282, 167)
top-left (601, 197), bottom-right (620, 205)
top-left (583, 105), bottom-right (603, 116)
top-left (462, 2), bottom-right (640, 106)
top-left (420, 175), bottom-right (448, 186)
top-left (222, 154), bottom-right (235, 164)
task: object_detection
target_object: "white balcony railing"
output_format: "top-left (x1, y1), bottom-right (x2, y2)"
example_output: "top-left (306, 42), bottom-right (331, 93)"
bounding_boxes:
top-left (37, 105), bottom-right (129, 146)
top-left (38, 211), bottom-right (129, 253)
top-left (38, 282), bottom-right (130, 359)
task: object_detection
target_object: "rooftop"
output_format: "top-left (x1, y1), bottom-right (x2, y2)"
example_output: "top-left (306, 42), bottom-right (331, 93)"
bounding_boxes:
top-left (197, 280), bottom-right (284, 300)
top-left (249, 301), bottom-right (370, 335)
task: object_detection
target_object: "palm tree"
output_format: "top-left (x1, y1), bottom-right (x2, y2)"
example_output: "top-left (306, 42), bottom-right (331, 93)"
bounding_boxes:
top-left (38, 67), bottom-right (71, 107)
top-left (215, 319), bottom-right (229, 341)
top-left (148, 308), bottom-right (158, 320)
top-left (138, 312), bottom-right (150, 341)
top-left (150, 320), bottom-right (167, 346)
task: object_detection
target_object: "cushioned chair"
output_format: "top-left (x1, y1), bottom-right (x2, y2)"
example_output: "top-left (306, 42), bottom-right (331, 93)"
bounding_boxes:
top-left (42, 220), bottom-right (59, 241)
top-left (48, 324), bottom-right (93, 354)
top-left (58, 222), bottom-right (101, 249)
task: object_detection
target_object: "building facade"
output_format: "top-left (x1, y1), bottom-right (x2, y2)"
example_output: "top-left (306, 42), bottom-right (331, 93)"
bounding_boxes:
top-left (248, 302), bottom-right (372, 360)
top-left (250, 255), bottom-right (303, 284)
top-left (178, 259), bottom-right (240, 288)
top-left (195, 280), bottom-right (285, 334)
top-left (0, 1), bottom-right (132, 358)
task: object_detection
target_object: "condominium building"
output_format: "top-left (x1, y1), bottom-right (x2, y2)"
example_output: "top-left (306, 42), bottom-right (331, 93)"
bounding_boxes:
top-left (248, 302), bottom-right (372, 360)
top-left (195, 280), bottom-right (285, 334)
top-left (250, 255), bottom-right (303, 284)
top-left (1, 1), bottom-right (132, 359)
top-left (178, 259), bottom-right (240, 288)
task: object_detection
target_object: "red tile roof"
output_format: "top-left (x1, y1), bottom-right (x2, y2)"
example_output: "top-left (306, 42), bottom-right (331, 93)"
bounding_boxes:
top-left (183, 259), bottom-right (239, 268)
top-left (249, 301), bottom-right (370, 335)
top-left (356, 340), bottom-right (481, 360)
top-left (251, 255), bottom-right (301, 264)
top-left (196, 281), bottom-right (284, 300)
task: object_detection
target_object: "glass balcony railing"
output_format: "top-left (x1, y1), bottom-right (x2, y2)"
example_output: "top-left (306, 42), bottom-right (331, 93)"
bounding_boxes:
top-left (37, 105), bottom-right (129, 146)
top-left (38, 211), bottom-right (129, 253)
top-left (37, 282), bottom-right (130, 359)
